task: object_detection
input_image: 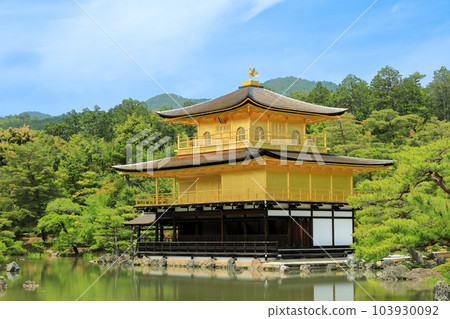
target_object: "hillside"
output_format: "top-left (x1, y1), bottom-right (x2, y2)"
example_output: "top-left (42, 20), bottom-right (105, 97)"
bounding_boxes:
top-left (20, 111), bottom-right (52, 119)
top-left (262, 77), bottom-right (337, 94)
top-left (0, 113), bottom-right (63, 130)
top-left (145, 94), bottom-right (208, 110)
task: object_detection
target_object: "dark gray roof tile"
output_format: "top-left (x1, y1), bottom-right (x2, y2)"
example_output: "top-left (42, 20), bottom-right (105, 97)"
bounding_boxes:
top-left (157, 86), bottom-right (346, 118)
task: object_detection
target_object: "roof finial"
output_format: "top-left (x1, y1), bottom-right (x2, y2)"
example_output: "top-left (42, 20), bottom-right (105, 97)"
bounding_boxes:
top-left (248, 67), bottom-right (259, 80)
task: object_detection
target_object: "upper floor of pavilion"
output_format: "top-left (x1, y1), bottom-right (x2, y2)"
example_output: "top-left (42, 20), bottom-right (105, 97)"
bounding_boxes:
top-left (157, 79), bottom-right (347, 155)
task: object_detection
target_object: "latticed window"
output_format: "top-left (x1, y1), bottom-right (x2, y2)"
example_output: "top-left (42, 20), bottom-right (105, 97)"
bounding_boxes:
top-left (203, 131), bottom-right (211, 145)
top-left (254, 126), bottom-right (264, 141)
top-left (291, 130), bottom-right (300, 144)
top-left (236, 127), bottom-right (245, 141)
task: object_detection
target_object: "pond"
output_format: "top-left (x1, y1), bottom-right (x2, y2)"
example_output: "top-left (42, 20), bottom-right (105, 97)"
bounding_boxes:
top-left (0, 256), bottom-right (433, 301)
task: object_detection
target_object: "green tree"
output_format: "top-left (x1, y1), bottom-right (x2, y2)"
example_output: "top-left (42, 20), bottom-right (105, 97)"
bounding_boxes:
top-left (332, 74), bottom-right (371, 120)
top-left (84, 193), bottom-right (135, 255)
top-left (108, 99), bottom-right (149, 128)
top-left (427, 66), bottom-right (450, 120)
top-left (0, 216), bottom-right (25, 263)
top-left (45, 109), bottom-right (82, 141)
top-left (289, 90), bottom-right (308, 102)
top-left (320, 113), bottom-right (366, 155)
top-left (396, 72), bottom-right (427, 117)
top-left (370, 66), bottom-right (402, 112)
top-left (350, 139), bottom-right (450, 261)
top-left (0, 133), bottom-right (65, 237)
top-left (306, 82), bottom-right (332, 105)
top-left (37, 198), bottom-right (83, 255)
top-left (59, 134), bottom-right (113, 202)
top-left (409, 117), bottom-right (450, 146)
top-left (365, 109), bottom-right (419, 146)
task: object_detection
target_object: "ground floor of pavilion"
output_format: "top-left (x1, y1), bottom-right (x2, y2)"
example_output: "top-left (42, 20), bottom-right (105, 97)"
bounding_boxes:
top-left (125, 201), bottom-right (355, 259)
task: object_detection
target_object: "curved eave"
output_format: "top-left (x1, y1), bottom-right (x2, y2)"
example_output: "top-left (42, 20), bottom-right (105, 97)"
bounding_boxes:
top-left (111, 149), bottom-right (393, 175)
top-left (157, 97), bottom-right (347, 120)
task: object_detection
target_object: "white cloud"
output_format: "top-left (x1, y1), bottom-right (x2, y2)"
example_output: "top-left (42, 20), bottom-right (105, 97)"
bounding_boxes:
top-left (243, 0), bottom-right (283, 21)
top-left (1, 0), bottom-right (280, 97)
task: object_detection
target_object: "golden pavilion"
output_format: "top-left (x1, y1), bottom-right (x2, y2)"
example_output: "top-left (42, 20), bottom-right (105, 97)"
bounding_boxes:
top-left (112, 76), bottom-right (392, 259)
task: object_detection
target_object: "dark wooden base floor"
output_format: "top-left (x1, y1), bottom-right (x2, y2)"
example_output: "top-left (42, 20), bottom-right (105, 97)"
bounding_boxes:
top-left (136, 240), bottom-right (353, 260)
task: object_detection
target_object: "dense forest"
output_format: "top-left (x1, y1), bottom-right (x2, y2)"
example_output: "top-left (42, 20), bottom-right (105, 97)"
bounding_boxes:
top-left (0, 65), bottom-right (449, 263)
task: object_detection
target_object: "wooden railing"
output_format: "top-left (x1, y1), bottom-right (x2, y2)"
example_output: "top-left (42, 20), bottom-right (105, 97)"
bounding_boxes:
top-left (177, 130), bottom-right (327, 154)
top-left (136, 240), bottom-right (279, 257)
top-left (135, 187), bottom-right (353, 206)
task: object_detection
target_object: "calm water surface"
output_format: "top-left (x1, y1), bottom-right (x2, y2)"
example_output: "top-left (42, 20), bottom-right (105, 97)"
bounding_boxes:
top-left (0, 256), bottom-right (433, 301)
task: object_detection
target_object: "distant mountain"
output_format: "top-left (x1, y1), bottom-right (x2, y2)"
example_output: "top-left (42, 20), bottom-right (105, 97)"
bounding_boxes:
top-left (261, 77), bottom-right (338, 95)
top-left (145, 94), bottom-right (208, 111)
top-left (0, 112), bottom-right (63, 130)
top-left (19, 111), bottom-right (52, 119)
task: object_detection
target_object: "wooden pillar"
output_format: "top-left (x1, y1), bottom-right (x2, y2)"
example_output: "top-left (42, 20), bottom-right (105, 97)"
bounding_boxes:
top-left (309, 168), bottom-right (312, 201)
top-left (350, 174), bottom-right (354, 196)
top-left (130, 226), bottom-right (135, 255)
top-left (136, 226), bottom-right (141, 253)
top-left (331, 207), bottom-right (335, 247)
top-left (288, 214), bottom-right (292, 247)
top-left (155, 177), bottom-right (159, 205)
top-left (155, 223), bottom-right (159, 242)
top-left (287, 166), bottom-right (290, 201)
top-left (330, 169), bottom-right (333, 201)
top-left (352, 209), bottom-right (355, 244)
top-left (173, 177), bottom-right (177, 200)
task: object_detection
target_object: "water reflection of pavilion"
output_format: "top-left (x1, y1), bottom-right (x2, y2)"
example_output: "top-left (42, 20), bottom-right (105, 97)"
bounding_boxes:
top-left (121, 268), bottom-right (355, 301)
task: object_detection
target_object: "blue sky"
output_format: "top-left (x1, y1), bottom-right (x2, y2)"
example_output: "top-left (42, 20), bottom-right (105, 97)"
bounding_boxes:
top-left (0, 0), bottom-right (449, 116)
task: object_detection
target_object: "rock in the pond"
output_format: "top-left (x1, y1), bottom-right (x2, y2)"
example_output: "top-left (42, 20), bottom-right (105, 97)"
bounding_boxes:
top-left (248, 258), bottom-right (262, 271)
top-left (132, 258), bottom-right (142, 266)
top-left (6, 272), bottom-right (19, 282)
top-left (381, 259), bottom-right (395, 269)
top-left (141, 257), bottom-right (152, 266)
top-left (6, 262), bottom-right (20, 272)
top-left (346, 256), bottom-right (358, 269)
top-left (433, 281), bottom-right (450, 301)
top-left (300, 264), bottom-right (311, 272)
top-left (280, 265), bottom-right (289, 274)
top-left (201, 258), bottom-right (215, 270)
top-left (186, 259), bottom-right (200, 269)
top-left (0, 276), bottom-right (7, 289)
top-left (234, 265), bottom-right (245, 274)
top-left (375, 261), bottom-right (383, 268)
top-left (23, 280), bottom-right (39, 290)
top-left (404, 268), bottom-right (440, 281)
top-left (226, 257), bottom-right (236, 270)
top-left (365, 262), bottom-right (375, 269)
top-left (49, 251), bottom-right (60, 258)
top-left (158, 257), bottom-right (168, 268)
top-left (98, 253), bottom-right (118, 264)
top-left (119, 258), bottom-right (133, 267)
top-left (378, 265), bottom-right (409, 281)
